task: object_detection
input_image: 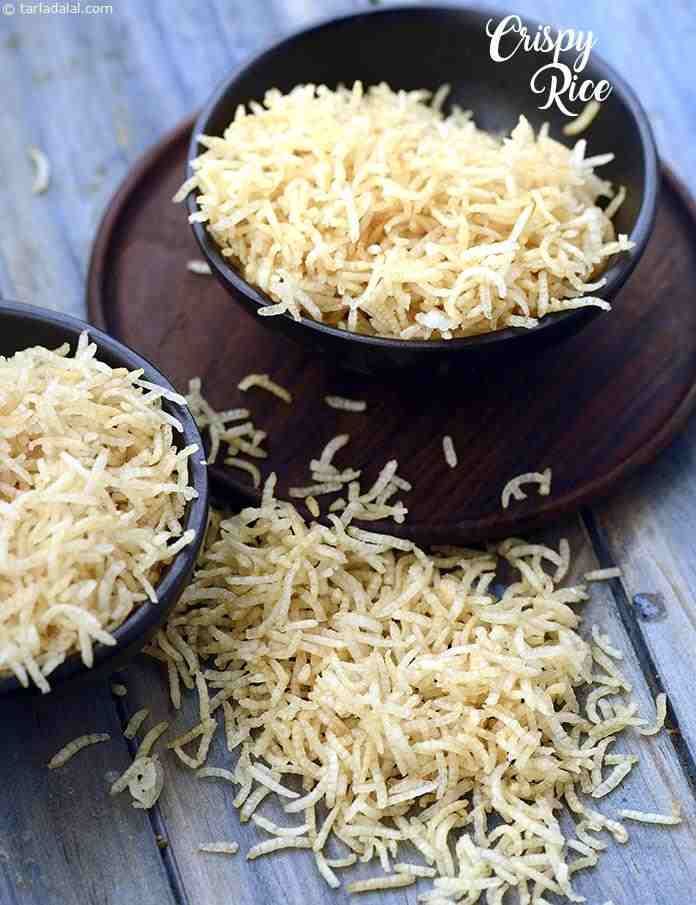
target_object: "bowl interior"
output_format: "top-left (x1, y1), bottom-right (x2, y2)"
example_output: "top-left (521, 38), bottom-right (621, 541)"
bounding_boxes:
top-left (193, 3), bottom-right (656, 345)
top-left (0, 301), bottom-right (209, 696)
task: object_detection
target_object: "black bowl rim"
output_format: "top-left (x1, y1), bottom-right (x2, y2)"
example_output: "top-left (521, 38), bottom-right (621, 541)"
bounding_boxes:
top-left (0, 300), bottom-right (209, 696)
top-left (186, 2), bottom-right (658, 353)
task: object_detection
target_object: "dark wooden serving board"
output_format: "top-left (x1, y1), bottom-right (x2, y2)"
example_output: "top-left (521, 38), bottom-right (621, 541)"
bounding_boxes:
top-left (87, 117), bottom-right (696, 545)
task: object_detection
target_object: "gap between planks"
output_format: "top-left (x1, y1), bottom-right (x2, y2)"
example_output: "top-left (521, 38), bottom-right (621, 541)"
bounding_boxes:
top-left (582, 506), bottom-right (696, 795)
top-left (112, 687), bottom-right (193, 905)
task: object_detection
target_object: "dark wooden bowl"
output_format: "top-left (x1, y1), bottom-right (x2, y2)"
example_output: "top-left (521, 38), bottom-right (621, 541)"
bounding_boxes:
top-left (0, 301), bottom-right (209, 698)
top-left (186, 4), bottom-right (658, 375)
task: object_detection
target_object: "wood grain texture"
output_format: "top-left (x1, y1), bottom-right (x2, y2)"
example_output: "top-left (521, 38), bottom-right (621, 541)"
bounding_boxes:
top-left (115, 519), bottom-right (696, 905)
top-left (0, 0), bottom-right (694, 313)
top-left (86, 121), bottom-right (696, 544)
top-left (594, 425), bottom-right (696, 760)
top-left (0, 0), bottom-right (335, 312)
top-left (1, 2), bottom-right (695, 904)
top-left (0, 683), bottom-right (177, 905)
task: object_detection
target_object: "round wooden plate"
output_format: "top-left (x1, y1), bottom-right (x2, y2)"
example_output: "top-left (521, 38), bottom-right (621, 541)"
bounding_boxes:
top-left (87, 117), bottom-right (696, 545)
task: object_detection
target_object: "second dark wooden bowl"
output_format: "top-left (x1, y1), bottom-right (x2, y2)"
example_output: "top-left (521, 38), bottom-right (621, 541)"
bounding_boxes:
top-left (186, 4), bottom-right (658, 375)
top-left (0, 301), bottom-right (210, 699)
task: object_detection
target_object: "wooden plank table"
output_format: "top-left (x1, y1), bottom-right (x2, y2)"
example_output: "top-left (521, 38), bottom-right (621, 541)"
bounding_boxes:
top-left (1, 2), bottom-right (695, 904)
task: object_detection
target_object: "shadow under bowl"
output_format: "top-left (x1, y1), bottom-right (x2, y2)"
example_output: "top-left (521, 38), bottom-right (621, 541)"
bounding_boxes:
top-left (187, 4), bottom-right (658, 376)
top-left (0, 300), bottom-right (209, 699)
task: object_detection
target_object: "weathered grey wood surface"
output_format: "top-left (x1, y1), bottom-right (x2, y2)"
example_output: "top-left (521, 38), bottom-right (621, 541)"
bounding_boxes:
top-left (1, 2), bottom-right (695, 904)
top-left (1, 686), bottom-right (178, 905)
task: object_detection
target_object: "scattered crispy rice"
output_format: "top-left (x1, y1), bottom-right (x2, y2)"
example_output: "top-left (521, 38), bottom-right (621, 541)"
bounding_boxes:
top-left (226, 458), bottom-right (262, 488)
top-left (186, 377), bottom-right (267, 486)
top-left (238, 373), bottom-right (292, 404)
top-left (289, 481), bottom-right (343, 499)
top-left (123, 708), bottom-right (150, 740)
top-left (637, 693), bottom-right (668, 736)
top-left (618, 804), bottom-right (681, 825)
top-left (563, 100), bottom-right (602, 136)
top-left (305, 495), bottom-right (320, 518)
top-left (591, 759), bottom-right (636, 798)
top-left (592, 625), bottom-right (624, 660)
top-left (252, 815), bottom-right (309, 836)
top-left (186, 259), bottom-right (212, 275)
top-left (325, 395), bottom-right (367, 413)
top-left (584, 567), bottom-right (622, 582)
top-left (48, 733), bottom-right (110, 769)
top-left (247, 838), bottom-right (312, 860)
top-left (28, 145), bottom-right (50, 194)
top-left (128, 758), bottom-right (165, 810)
top-left (110, 719), bottom-right (169, 809)
top-left (289, 434), bottom-right (410, 524)
top-left (442, 435), bottom-right (458, 469)
top-left (347, 875), bottom-right (416, 894)
top-left (110, 721), bottom-right (168, 811)
top-left (395, 863), bottom-right (437, 878)
top-left (501, 468), bottom-right (552, 509)
top-left (197, 766), bottom-right (236, 783)
top-left (143, 477), bottom-right (671, 902)
top-left (199, 842), bottom-right (239, 855)
top-left (137, 721), bottom-right (169, 757)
